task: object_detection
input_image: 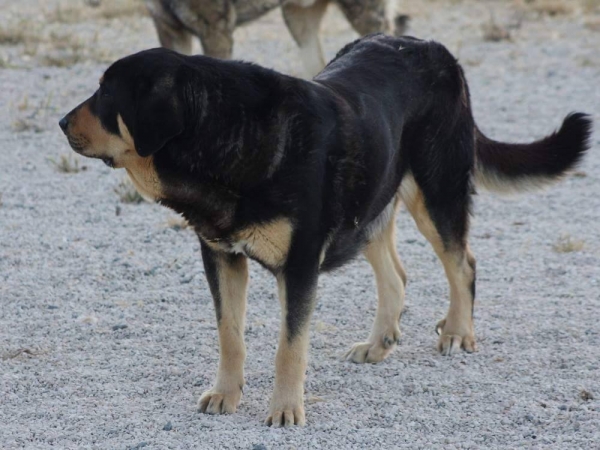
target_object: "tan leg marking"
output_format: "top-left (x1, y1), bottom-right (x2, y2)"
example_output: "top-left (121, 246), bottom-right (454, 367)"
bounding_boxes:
top-left (400, 175), bottom-right (476, 355)
top-left (345, 201), bottom-right (405, 363)
top-left (199, 255), bottom-right (248, 414)
top-left (265, 277), bottom-right (309, 427)
top-left (234, 218), bottom-right (293, 268)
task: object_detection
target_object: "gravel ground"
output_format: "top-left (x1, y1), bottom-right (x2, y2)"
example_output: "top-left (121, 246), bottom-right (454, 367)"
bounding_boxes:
top-left (1, 1), bottom-right (599, 449)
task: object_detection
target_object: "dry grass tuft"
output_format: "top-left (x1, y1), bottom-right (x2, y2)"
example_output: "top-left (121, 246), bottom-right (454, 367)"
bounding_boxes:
top-left (582, 0), bottom-right (600, 13)
top-left (584, 16), bottom-right (600, 31)
top-left (0, 19), bottom-right (41, 45)
top-left (98, 0), bottom-right (147, 19)
top-left (48, 0), bottom-right (146, 23)
top-left (115, 179), bottom-right (145, 204)
top-left (482, 15), bottom-right (511, 42)
top-left (0, 0), bottom-right (145, 68)
top-left (12, 118), bottom-right (44, 133)
top-left (49, 154), bottom-right (87, 173)
top-left (580, 389), bottom-right (594, 401)
top-left (1, 347), bottom-right (46, 360)
top-left (552, 234), bottom-right (585, 253)
top-left (522, 0), bottom-right (576, 16)
top-left (11, 93), bottom-right (54, 133)
top-left (167, 216), bottom-right (190, 231)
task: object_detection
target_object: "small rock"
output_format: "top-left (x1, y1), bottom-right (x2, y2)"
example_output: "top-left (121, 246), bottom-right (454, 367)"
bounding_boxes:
top-left (129, 443), bottom-right (148, 450)
top-left (580, 389), bottom-right (594, 401)
top-left (163, 421), bottom-right (173, 431)
top-left (525, 414), bottom-right (534, 422)
top-left (558, 404), bottom-right (568, 411)
top-left (112, 324), bottom-right (128, 331)
top-left (47, 305), bottom-right (59, 310)
top-left (252, 445), bottom-right (267, 450)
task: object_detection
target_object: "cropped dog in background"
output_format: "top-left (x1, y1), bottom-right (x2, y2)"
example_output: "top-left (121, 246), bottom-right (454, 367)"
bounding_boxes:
top-left (59, 35), bottom-right (590, 426)
top-left (85, 0), bottom-right (408, 75)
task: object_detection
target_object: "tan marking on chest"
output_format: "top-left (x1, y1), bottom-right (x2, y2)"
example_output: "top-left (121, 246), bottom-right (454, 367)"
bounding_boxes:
top-left (233, 218), bottom-right (293, 268)
top-left (117, 115), bottom-right (162, 201)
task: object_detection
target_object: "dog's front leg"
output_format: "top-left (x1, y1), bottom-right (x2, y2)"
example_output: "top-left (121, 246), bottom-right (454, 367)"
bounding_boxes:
top-left (266, 263), bottom-right (319, 427)
top-left (198, 242), bottom-right (248, 415)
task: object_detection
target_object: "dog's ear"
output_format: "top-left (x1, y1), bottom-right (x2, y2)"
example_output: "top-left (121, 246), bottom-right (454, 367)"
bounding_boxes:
top-left (133, 80), bottom-right (185, 157)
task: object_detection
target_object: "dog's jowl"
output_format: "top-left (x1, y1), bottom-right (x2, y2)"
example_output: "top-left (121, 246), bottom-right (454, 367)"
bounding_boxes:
top-left (59, 35), bottom-right (591, 426)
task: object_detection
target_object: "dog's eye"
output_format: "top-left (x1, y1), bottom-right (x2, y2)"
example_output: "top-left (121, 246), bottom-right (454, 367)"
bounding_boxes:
top-left (99, 86), bottom-right (111, 99)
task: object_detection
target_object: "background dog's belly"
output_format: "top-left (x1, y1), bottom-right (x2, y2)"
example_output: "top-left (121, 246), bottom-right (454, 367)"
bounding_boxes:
top-left (234, 0), bottom-right (280, 25)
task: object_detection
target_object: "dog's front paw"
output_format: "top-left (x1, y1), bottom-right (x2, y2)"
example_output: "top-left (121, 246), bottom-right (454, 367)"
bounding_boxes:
top-left (436, 318), bottom-right (476, 355)
top-left (198, 387), bottom-right (242, 415)
top-left (344, 327), bottom-right (401, 363)
top-left (265, 404), bottom-right (305, 428)
top-left (265, 389), bottom-right (305, 427)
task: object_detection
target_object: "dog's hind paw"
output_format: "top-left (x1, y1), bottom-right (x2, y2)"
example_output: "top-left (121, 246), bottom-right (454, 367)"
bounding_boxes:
top-left (435, 318), bottom-right (476, 355)
top-left (344, 328), bottom-right (401, 363)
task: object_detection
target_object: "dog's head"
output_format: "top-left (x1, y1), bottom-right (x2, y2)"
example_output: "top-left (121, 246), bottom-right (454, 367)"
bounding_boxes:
top-left (59, 48), bottom-right (186, 168)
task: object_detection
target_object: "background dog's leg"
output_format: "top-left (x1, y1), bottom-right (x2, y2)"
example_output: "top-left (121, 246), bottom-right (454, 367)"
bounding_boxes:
top-left (400, 175), bottom-right (477, 356)
top-left (145, 0), bottom-right (194, 54)
top-left (149, 15), bottom-right (193, 54)
top-left (198, 27), bottom-right (235, 59)
top-left (265, 265), bottom-right (319, 427)
top-left (282, 0), bottom-right (328, 77)
top-left (345, 200), bottom-right (406, 363)
top-left (336, 0), bottom-right (389, 35)
top-left (198, 243), bottom-right (248, 414)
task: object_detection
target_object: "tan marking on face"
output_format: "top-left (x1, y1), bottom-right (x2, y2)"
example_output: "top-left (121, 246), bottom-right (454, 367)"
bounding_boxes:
top-left (99, 74), bottom-right (104, 84)
top-left (233, 218), bottom-right (293, 268)
top-left (198, 254), bottom-right (248, 415)
top-left (67, 103), bottom-right (162, 201)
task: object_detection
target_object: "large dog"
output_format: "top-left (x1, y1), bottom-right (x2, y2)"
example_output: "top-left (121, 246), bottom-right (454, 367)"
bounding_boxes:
top-left (143, 0), bottom-right (407, 75)
top-left (59, 34), bottom-right (591, 426)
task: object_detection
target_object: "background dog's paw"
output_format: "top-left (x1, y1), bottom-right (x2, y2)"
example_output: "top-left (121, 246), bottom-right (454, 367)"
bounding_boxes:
top-left (436, 318), bottom-right (476, 355)
top-left (198, 389), bottom-right (241, 415)
top-left (344, 328), bottom-right (400, 363)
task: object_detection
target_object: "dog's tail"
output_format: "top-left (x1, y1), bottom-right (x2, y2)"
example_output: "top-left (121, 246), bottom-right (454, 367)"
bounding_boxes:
top-left (474, 113), bottom-right (593, 193)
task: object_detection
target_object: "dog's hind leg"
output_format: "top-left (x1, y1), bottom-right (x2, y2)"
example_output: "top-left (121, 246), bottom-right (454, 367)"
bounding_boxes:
top-left (282, 0), bottom-right (328, 76)
top-left (198, 243), bottom-right (248, 414)
top-left (400, 174), bottom-right (477, 356)
top-left (345, 199), bottom-right (406, 363)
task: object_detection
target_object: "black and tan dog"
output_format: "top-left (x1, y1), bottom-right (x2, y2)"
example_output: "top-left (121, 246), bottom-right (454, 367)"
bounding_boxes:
top-left (59, 34), bottom-right (591, 426)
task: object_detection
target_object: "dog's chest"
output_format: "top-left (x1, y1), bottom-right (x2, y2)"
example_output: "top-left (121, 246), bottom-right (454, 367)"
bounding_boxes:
top-left (202, 218), bottom-right (293, 269)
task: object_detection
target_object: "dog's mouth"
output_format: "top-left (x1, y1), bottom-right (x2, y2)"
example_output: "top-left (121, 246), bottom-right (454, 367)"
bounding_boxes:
top-left (66, 136), bottom-right (86, 154)
top-left (65, 135), bottom-right (116, 168)
top-left (102, 157), bottom-right (115, 168)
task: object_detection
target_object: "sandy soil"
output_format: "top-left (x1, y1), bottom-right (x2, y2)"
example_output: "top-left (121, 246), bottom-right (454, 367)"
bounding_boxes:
top-left (1, 0), bottom-right (599, 448)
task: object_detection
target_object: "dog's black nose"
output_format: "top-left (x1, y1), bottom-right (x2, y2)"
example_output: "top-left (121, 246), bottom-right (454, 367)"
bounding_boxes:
top-left (58, 116), bottom-right (69, 133)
